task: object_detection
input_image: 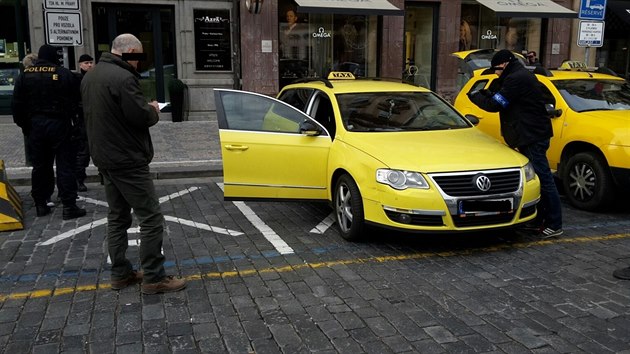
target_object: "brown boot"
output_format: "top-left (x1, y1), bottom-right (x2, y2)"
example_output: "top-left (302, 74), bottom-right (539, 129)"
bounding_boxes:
top-left (141, 276), bottom-right (186, 294)
top-left (111, 271), bottom-right (144, 290)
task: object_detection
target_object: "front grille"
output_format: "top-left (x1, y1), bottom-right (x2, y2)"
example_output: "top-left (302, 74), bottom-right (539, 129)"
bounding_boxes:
top-left (431, 170), bottom-right (521, 197)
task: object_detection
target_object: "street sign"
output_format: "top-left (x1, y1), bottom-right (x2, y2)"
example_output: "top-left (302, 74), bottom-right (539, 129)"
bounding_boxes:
top-left (45, 12), bottom-right (83, 46)
top-left (577, 20), bottom-right (605, 47)
top-left (579, 0), bottom-right (606, 20)
top-left (43, 0), bottom-right (80, 11)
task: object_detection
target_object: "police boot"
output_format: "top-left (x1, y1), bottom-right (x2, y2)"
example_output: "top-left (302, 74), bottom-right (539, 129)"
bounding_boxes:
top-left (36, 204), bottom-right (51, 217)
top-left (63, 205), bottom-right (86, 220)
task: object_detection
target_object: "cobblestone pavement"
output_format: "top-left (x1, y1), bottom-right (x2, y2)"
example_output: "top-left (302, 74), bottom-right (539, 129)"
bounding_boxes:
top-left (1, 178), bottom-right (629, 353)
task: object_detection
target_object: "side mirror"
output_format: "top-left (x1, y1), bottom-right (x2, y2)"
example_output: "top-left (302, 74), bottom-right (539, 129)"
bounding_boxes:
top-left (299, 120), bottom-right (322, 136)
top-left (545, 103), bottom-right (562, 118)
top-left (465, 114), bottom-right (480, 126)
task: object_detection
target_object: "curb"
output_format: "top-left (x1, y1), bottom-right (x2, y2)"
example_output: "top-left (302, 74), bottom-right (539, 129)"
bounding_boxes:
top-left (5, 162), bottom-right (223, 186)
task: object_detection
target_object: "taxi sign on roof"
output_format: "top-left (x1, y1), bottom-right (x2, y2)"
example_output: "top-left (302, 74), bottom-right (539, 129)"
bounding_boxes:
top-left (328, 72), bottom-right (355, 80)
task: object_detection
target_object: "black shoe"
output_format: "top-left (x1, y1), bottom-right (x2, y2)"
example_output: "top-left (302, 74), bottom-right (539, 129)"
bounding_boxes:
top-left (36, 205), bottom-right (51, 217)
top-left (77, 182), bottom-right (87, 192)
top-left (63, 205), bottom-right (86, 220)
top-left (613, 266), bottom-right (630, 280)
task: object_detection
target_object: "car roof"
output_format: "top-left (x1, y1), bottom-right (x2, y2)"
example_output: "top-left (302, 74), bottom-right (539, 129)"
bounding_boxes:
top-left (283, 78), bottom-right (432, 95)
top-left (544, 70), bottom-right (624, 81)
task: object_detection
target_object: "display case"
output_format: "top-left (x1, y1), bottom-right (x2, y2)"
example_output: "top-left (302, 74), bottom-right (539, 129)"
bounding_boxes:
top-left (0, 62), bottom-right (20, 115)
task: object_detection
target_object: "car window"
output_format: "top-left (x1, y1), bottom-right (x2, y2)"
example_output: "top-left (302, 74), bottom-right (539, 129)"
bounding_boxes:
top-left (310, 93), bottom-right (336, 139)
top-left (337, 92), bottom-right (471, 132)
top-left (217, 90), bottom-right (318, 134)
top-left (553, 79), bottom-right (630, 112)
top-left (470, 79), bottom-right (489, 93)
top-left (278, 88), bottom-right (314, 112)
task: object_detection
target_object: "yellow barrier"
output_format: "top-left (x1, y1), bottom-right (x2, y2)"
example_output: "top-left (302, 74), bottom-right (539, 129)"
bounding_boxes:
top-left (0, 160), bottom-right (24, 231)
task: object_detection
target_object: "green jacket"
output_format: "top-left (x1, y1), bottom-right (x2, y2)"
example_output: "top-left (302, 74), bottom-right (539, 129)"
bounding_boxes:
top-left (81, 52), bottom-right (158, 170)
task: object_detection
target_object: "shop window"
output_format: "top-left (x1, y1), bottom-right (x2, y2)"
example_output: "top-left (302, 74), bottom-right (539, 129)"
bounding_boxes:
top-left (404, 6), bottom-right (436, 89)
top-left (278, 1), bottom-right (378, 88)
top-left (461, 2), bottom-right (541, 56)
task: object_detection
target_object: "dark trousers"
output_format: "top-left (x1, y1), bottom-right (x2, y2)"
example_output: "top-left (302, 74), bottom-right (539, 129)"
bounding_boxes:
top-left (28, 117), bottom-right (78, 206)
top-left (100, 165), bottom-right (166, 283)
top-left (519, 139), bottom-right (563, 230)
top-left (73, 130), bottom-right (90, 183)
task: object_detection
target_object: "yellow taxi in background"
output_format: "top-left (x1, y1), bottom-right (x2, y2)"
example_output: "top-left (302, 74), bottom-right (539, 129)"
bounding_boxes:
top-left (453, 62), bottom-right (630, 211)
top-left (214, 72), bottom-right (540, 241)
top-left (452, 49), bottom-right (527, 91)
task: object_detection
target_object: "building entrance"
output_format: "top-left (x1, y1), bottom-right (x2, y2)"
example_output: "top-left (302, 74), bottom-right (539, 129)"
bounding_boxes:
top-left (92, 4), bottom-right (176, 102)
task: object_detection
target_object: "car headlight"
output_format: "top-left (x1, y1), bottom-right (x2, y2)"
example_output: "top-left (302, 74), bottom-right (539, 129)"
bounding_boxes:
top-left (524, 162), bottom-right (536, 181)
top-left (376, 169), bottom-right (429, 190)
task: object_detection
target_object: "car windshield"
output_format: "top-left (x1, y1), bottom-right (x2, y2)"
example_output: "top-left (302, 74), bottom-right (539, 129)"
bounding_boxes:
top-left (337, 92), bottom-right (471, 132)
top-left (554, 79), bottom-right (630, 112)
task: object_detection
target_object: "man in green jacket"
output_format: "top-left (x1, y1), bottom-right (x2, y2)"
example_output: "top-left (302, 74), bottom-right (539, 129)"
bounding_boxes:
top-left (81, 33), bottom-right (185, 294)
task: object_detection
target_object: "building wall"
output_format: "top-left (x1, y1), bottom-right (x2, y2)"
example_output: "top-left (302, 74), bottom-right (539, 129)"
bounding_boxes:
top-left (22, 0), bottom-right (582, 120)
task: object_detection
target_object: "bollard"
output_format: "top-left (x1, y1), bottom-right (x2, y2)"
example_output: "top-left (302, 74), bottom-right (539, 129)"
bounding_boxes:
top-left (0, 160), bottom-right (24, 231)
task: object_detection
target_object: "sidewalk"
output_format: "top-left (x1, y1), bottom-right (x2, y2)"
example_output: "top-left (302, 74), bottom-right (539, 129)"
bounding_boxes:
top-left (0, 114), bottom-right (222, 186)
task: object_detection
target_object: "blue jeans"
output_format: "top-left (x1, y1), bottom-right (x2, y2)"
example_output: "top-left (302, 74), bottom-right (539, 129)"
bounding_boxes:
top-left (519, 139), bottom-right (563, 230)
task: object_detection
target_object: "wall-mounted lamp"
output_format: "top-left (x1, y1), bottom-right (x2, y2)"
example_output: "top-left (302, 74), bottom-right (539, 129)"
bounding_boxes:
top-left (245, 0), bottom-right (263, 14)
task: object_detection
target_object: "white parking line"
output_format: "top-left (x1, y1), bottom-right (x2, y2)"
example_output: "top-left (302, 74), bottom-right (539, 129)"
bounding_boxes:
top-left (310, 212), bottom-right (335, 234)
top-left (37, 187), bottom-right (242, 246)
top-left (217, 183), bottom-right (294, 255)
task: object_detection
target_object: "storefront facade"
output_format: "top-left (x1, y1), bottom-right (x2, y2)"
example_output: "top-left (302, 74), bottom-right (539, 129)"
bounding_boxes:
top-left (3, 0), bottom-right (624, 119)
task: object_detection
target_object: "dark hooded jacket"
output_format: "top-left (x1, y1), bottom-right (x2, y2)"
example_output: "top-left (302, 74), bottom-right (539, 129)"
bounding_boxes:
top-left (80, 52), bottom-right (159, 170)
top-left (467, 60), bottom-right (552, 148)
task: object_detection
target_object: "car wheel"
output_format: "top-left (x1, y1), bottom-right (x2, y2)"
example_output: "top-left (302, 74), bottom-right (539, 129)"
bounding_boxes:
top-left (334, 174), bottom-right (365, 241)
top-left (562, 152), bottom-right (614, 211)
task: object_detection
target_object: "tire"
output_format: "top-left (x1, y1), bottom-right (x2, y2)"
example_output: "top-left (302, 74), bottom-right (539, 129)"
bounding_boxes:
top-left (561, 152), bottom-right (615, 211)
top-left (334, 174), bottom-right (365, 241)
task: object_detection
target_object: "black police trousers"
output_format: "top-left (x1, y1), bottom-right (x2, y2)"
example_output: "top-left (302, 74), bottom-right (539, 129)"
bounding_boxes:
top-left (28, 116), bottom-right (78, 206)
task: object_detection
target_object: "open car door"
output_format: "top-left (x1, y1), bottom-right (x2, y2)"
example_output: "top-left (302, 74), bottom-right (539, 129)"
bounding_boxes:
top-left (214, 89), bottom-right (331, 200)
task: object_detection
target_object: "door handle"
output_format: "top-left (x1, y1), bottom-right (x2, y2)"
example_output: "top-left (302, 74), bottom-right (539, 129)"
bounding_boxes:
top-left (225, 144), bottom-right (249, 151)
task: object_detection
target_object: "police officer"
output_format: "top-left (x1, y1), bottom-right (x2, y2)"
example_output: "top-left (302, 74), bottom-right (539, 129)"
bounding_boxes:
top-left (12, 44), bottom-right (86, 219)
top-left (74, 54), bottom-right (94, 192)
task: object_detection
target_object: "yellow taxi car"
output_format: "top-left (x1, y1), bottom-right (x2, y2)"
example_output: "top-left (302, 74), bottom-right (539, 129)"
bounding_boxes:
top-left (213, 72), bottom-right (540, 241)
top-left (453, 61), bottom-right (630, 211)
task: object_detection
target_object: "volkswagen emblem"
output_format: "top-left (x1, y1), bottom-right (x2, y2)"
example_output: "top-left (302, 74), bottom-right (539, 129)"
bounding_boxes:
top-left (474, 174), bottom-right (492, 192)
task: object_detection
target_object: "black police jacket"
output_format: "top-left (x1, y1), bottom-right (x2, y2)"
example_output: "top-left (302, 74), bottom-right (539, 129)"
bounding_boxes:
top-left (11, 59), bottom-right (79, 132)
top-left (467, 61), bottom-right (553, 148)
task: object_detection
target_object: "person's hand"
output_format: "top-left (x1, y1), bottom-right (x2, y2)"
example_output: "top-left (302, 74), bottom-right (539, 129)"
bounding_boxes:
top-left (148, 100), bottom-right (160, 113)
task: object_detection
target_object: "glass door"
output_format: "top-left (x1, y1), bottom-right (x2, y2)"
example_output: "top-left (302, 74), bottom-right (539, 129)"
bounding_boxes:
top-left (92, 4), bottom-right (176, 102)
top-left (404, 4), bottom-right (438, 90)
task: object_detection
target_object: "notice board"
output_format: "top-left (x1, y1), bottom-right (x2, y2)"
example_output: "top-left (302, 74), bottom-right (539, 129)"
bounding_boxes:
top-left (194, 9), bottom-right (232, 71)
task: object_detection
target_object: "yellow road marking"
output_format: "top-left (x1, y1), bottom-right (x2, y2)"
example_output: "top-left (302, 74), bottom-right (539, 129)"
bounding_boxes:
top-left (1, 233), bottom-right (628, 302)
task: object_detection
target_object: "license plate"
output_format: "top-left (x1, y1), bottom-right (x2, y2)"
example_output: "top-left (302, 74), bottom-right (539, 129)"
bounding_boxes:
top-left (458, 198), bottom-right (514, 216)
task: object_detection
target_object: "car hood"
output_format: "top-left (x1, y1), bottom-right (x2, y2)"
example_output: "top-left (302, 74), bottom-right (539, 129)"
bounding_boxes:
top-left (576, 109), bottom-right (630, 123)
top-left (342, 128), bottom-right (528, 173)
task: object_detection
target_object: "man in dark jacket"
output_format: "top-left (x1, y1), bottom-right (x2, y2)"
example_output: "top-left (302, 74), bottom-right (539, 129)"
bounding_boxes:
top-left (81, 33), bottom-right (185, 294)
top-left (73, 54), bottom-right (94, 192)
top-left (467, 49), bottom-right (563, 239)
top-left (12, 44), bottom-right (86, 219)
